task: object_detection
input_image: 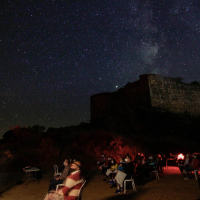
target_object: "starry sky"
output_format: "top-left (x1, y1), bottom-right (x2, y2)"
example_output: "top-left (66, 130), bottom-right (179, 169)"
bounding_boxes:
top-left (1, 0), bottom-right (200, 138)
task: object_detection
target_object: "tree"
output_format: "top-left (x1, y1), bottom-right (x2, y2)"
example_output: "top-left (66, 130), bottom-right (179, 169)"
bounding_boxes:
top-left (30, 125), bottom-right (46, 133)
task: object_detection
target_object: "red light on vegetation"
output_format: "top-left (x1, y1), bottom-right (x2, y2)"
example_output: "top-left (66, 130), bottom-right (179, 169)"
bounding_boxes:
top-left (178, 153), bottom-right (184, 160)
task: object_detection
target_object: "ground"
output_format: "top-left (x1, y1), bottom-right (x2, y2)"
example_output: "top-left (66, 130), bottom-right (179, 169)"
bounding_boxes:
top-left (0, 167), bottom-right (200, 200)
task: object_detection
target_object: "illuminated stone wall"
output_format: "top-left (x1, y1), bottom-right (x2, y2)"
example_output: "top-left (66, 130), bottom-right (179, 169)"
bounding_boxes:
top-left (90, 74), bottom-right (200, 120)
top-left (148, 74), bottom-right (200, 115)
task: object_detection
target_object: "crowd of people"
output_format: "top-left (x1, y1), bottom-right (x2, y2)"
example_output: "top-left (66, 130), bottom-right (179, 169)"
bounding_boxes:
top-left (97, 153), bottom-right (167, 194)
top-left (44, 158), bottom-right (84, 200)
top-left (97, 152), bottom-right (200, 194)
top-left (26, 152), bottom-right (200, 199)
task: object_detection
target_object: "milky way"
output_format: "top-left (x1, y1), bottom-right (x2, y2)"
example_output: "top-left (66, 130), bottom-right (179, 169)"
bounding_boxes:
top-left (1, 0), bottom-right (200, 137)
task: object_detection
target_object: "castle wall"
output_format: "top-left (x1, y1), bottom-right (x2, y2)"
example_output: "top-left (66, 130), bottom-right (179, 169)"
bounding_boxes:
top-left (148, 74), bottom-right (200, 115)
top-left (90, 74), bottom-right (200, 121)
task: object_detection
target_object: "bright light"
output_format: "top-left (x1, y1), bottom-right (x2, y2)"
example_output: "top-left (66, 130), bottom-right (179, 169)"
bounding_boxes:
top-left (178, 153), bottom-right (184, 160)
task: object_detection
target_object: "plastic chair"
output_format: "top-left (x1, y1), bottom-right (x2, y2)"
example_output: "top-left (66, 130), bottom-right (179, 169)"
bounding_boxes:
top-left (194, 170), bottom-right (200, 180)
top-left (150, 162), bottom-right (159, 180)
top-left (56, 180), bottom-right (86, 200)
top-left (124, 175), bottom-right (137, 194)
top-left (151, 170), bottom-right (159, 179)
top-left (56, 183), bottom-right (65, 191)
top-left (53, 165), bottom-right (61, 178)
top-left (77, 180), bottom-right (86, 200)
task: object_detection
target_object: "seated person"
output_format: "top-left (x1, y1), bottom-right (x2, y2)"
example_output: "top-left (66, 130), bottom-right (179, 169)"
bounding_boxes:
top-left (59, 159), bottom-right (68, 172)
top-left (109, 159), bottom-right (124, 185)
top-left (135, 159), bottom-right (142, 177)
top-left (69, 158), bottom-right (73, 165)
top-left (48, 159), bottom-right (70, 192)
top-left (179, 153), bottom-right (191, 174)
top-left (138, 155), bottom-right (146, 177)
top-left (97, 154), bottom-right (106, 169)
top-left (118, 162), bottom-right (123, 170)
top-left (143, 155), bottom-right (157, 179)
top-left (118, 156), bottom-right (126, 168)
top-left (134, 153), bottom-right (141, 163)
top-left (103, 158), bottom-right (118, 181)
top-left (44, 161), bottom-right (84, 200)
top-left (101, 156), bottom-right (112, 175)
top-left (134, 153), bottom-right (143, 176)
top-left (183, 154), bottom-right (200, 180)
top-left (114, 155), bottom-right (134, 194)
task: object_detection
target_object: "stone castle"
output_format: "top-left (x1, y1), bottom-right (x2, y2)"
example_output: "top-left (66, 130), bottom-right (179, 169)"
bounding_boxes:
top-left (90, 74), bottom-right (200, 120)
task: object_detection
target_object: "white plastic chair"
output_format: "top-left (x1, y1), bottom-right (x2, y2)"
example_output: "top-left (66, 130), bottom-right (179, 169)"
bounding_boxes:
top-left (77, 180), bottom-right (86, 200)
top-left (56, 180), bottom-right (86, 200)
top-left (56, 183), bottom-right (65, 191)
top-left (194, 170), bottom-right (200, 180)
top-left (124, 175), bottom-right (137, 194)
top-left (151, 170), bottom-right (159, 179)
top-left (54, 165), bottom-right (61, 178)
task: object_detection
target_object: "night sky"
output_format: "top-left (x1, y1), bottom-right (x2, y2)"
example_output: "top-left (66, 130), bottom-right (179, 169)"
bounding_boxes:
top-left (1, 0), bottom-right (200, 137)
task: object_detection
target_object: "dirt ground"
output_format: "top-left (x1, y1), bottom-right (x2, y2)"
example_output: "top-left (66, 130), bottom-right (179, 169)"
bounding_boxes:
top-left (0, 166), bottom-right (200, 200)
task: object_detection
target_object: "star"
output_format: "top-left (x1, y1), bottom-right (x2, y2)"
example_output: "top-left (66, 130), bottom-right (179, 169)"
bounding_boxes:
top-left (1, 0), bottom-right (200, 137)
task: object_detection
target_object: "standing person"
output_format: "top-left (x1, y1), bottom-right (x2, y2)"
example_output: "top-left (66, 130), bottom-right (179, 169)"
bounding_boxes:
top-left (161, 154), bottom-right (166, 170)
top-left (45, 161), bottom-right (84, 200)
top-left (156, 154), bottom-right (163, 173)
top-left (48, 159), bottom-right (70, 192)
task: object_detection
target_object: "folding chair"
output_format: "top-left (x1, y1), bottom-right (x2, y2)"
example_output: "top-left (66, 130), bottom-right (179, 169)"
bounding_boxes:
top-left (54, 165), bottom-right (61, 178)
top-left (124, 175), bottom-right (137, 194)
